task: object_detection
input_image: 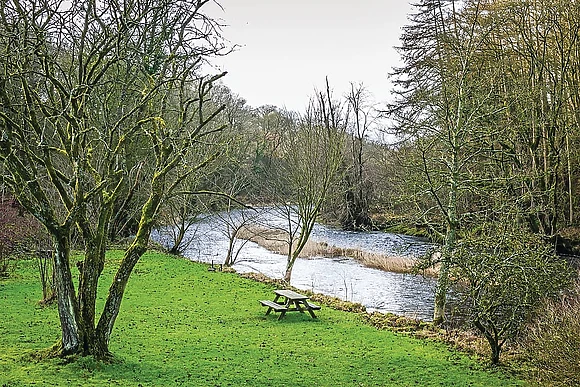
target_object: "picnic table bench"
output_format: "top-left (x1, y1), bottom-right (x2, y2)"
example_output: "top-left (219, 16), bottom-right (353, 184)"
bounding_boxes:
top-left (260, 289), bottom-right (320, 320)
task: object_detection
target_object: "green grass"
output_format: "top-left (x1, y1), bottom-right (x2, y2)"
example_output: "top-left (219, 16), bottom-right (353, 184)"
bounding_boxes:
top-left (0, 251), bottom-right (525, 386)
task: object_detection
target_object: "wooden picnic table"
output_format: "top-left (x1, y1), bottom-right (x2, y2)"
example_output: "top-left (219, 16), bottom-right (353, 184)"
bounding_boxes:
top-left (260, 289), bottom-right (321, 320)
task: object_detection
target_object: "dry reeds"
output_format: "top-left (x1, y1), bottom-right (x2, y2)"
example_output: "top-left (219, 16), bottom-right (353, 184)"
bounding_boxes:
top-left (236, 224), bottom-right (437, 276)
top-left (236, 225), bottom-right (289, 256)
top-left (522, 279), bottom-right (580, 385)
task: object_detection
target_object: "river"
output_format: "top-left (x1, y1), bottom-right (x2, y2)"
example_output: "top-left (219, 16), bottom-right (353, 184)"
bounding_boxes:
top-left (152, 208), bottom-right (438, 321)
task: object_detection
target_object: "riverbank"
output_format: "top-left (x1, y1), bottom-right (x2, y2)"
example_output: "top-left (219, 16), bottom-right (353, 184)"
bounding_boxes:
top-left (237, 224), bottom-right (438, 276)
top-left (368, 213), bottom-right (433, 238)
top-left (0, 251), bottom-right (523, 386)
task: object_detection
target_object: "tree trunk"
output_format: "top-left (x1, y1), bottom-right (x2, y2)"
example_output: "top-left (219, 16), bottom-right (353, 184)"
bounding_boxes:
top-left (52, 231), bottom-right (83, 355)
top-left (224, 229), bottom-right (237, 267)
top-left (283, 212), bottom-right (319, 283)
top-left (77, 247), bottom-right (106, 355)
top-left (95, 179), bottom-right (164, 354)
top-left (433, 258), bottom-right (450, 325)
top-left (475, 319), bottom-right (502, 365)
top-left (489, 339), bottom-right (501, 365)
top-left (76, 197), bottom-right (114, 357)
top-left (169, 225), bottom-right (186, 255)
top-left (95, 242), bottom-right (147, 356)
top-left (283, 250), bottom-right (297, 283)
top-left (433, 164), bottom-right (459, 325)
top-left (566, 133), bottom-right (573, 224)
top-left (433, 223), bottom-right (456, 324)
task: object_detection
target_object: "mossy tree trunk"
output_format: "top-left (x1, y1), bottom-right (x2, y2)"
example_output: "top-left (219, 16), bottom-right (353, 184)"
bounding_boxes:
top-left (52, 231), bottom-right (84, 355)
top-left (433, 156), bottom-right (459, 325)
top-left (96, 182), bottom-right (164, 355)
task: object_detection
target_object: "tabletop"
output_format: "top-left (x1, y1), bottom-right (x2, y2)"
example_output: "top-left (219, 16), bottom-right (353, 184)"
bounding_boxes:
top-left (274, 289), bottom-right (309, 300)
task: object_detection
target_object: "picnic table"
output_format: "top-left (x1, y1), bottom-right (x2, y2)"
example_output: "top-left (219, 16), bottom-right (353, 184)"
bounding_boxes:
top-left (260, 289), bottom-right (321, 320)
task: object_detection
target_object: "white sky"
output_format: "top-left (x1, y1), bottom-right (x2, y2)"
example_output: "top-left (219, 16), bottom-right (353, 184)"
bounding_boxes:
top-left (205, 1), bottom-right (414, 113)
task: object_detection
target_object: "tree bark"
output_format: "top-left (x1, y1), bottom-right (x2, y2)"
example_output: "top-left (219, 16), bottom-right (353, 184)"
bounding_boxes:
top-left (77, 248), bottom-right (105, 355)
top-left (433, 147), bottom-right (459, 325)
top-left (283, 263), bottom-right (294, 283)
top-left (95, 177), bottom-right (164, 353)
top-left (94, 242), bottom-right (147, 356)
top-left (433, 259), bottom-right (450, 325)
top-left (52, 231), bottom-right (83, 355)
top-left (224, 228), bottom-right (237, 267)
top-left (168, 226), bottom-right (186, 255)
top-left (475, 319), bottom-right (502, 365)
top-left (283, 250), bottom-right (299, 283)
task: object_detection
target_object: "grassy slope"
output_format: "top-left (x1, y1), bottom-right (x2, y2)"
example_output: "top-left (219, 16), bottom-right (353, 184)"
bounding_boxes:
top-left (0, 251), bottom-right (524, 386)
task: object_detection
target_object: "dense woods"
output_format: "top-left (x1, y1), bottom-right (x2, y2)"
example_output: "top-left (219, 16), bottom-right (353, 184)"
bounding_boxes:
top-left (386, 0), bottom-right (580, 347)
top-left (387, 0), bottom-right (580, 247)
top-left (1, 0), bottom-right (579, 379)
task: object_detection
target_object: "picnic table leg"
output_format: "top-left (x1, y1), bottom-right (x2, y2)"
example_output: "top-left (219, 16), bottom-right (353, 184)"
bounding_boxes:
top-left (265, 295), bottom-right (280, 316)
top-left (303, 301), bottom-right (317, 318)
top-left (274, 296), bottom-right (290, 320)
top-left (294, 300), bottom-right (305, 313)
top-left (277, 309), bottom-right (287, 320)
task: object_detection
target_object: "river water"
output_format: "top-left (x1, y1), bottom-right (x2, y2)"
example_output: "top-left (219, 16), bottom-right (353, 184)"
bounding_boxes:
top-left (152, 208), bottom-right (437, 321)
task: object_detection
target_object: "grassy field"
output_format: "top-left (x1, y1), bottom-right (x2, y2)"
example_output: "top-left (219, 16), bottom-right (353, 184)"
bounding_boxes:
top-left (0, 251), bottom-right (525, 386)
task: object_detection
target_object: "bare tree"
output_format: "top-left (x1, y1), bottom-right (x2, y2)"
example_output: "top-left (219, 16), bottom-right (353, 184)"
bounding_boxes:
top-left (214, 204), bottom-right (261, 267)
top-left (270, 79), bottom-right (346, 283)
top-left (389, 0), bottom-right (504, 324)
top-left (0, 0), bottom-right (227, 358)
top-left (339, 83), bottom-right (378, 230)
top-left (160, 194), bottom-right (203, 255)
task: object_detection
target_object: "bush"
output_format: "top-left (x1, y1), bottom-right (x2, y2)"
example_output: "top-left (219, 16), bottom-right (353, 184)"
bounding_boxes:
top-left (524, 280), bottom-right (580, 386)
top-left (452, 224), bottom-right (571, 364)
top-left (0, 194), bottom-right (46, 276)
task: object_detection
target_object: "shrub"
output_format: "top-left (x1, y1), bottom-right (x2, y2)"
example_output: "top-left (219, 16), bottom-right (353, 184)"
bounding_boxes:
top-left (0, 194), bottom-right (46, 276)
top-left (452, 224), bottom-right (571, 364)
top-left (523, 280), bottom-right (580, 386)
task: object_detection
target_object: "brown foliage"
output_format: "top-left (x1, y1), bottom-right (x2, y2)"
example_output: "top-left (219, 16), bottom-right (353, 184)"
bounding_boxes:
top-left (236, 224), bottom-right (436, 275)
top-left (0, 194), bottom-right (45, 275)
top-left (523, 279), bottom-right (580, 386)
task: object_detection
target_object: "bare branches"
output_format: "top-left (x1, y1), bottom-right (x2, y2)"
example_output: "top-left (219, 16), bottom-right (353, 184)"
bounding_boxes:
top-left (0, 0), bottom-right (229, 357)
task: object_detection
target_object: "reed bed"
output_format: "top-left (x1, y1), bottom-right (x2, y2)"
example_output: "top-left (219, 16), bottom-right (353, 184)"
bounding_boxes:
top-left (237, 224), bottom-right (438, 276)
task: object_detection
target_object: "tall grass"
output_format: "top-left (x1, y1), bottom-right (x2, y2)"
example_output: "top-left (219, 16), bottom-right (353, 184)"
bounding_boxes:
top-left (523, 279), bottom-right (580, 386)
top-left (0, 251), bottom-right (522, 386)
top-left (237, 225), bottom-right (437, 276)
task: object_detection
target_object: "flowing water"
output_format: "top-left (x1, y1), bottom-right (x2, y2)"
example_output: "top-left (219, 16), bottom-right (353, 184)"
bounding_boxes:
top-left (152, 208), bottom-right (438, 321)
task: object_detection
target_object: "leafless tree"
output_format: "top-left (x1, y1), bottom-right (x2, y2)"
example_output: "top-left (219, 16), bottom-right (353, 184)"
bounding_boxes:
top-left (271, 79), bottom-right (346, 283)
top-left (0, 0), bottom-right (227, 358)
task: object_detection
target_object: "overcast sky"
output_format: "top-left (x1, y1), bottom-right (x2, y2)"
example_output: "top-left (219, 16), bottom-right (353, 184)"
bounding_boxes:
top-left (205, 1), bottom-right (414, 112)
